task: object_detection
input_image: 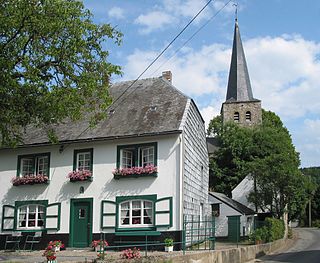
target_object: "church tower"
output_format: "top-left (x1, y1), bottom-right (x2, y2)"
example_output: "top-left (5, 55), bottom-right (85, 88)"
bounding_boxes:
top-left (221, 20), bottom-right (262, 126)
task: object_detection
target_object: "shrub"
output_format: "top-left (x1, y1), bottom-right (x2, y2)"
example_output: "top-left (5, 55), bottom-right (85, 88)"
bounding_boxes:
top-left (312, 219), bottom-right (320, 228)
top-left (120, 247), bottom-right (141, 259)
top-left (250, 226), bottom-right (269, 243)
top-left (250, 218), bottom-right (285, 244)
top-left (265, 217), bottom-right (285, 242)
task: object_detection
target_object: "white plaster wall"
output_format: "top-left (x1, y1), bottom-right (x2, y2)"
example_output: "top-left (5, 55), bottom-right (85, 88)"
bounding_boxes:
top-left (0, 134), bottom-right (182, 234)
top-left (181, 100), bottom-right (209, 221)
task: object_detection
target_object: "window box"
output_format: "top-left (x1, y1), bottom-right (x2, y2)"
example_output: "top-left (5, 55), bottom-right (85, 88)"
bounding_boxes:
top-left (113, 165), bottom-right (158, 179)
top-left (67, 170), bottom-right (93, 182)
top-left (16, 153), bottom-right (50, 185)
top-left (11, 174), bottom-right (49, 186)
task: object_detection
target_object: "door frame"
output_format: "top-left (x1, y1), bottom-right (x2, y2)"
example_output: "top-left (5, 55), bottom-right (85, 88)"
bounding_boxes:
top-left (69, 198), bottom-right (93, 247)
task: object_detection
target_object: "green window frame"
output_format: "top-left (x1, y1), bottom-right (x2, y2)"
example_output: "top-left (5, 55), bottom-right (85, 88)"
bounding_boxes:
top-left (116, 195), bottom-right (157, 230)
top-left (101, 195), bottom-right (173, 232)
top-left (17, 152), bottom-right (50, 177)
top-left (73, 148), bottom-right (93, 172)
top-left (116, 143), bottom-right (157, 169)
top-left (1, 201), bottom-right (61, 232)
top-left (15, 200), bottom-right (48, 230)
top-left (116, 195), bottom-right (157, 231)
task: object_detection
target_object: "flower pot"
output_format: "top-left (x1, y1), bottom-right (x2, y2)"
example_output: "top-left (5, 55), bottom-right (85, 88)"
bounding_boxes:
top-left (165, 246), bottom-right (173, 252)
top-left (52, 246), bottom-right (60, 252)
top-left (47, 260), bottom-right (57, 263)
top-left (95, 246), bottom-right (104, 252)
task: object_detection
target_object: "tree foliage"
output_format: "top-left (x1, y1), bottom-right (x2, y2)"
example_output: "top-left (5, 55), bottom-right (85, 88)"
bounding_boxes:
top-left (300, 167), bottom-right (320, 224)
top-left (0, 0), bottom-right (122, 146)
top-left (207, 110), bottom-right (314, 219)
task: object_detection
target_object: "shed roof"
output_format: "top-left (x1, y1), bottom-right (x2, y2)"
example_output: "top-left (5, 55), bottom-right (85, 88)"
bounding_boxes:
top-left (209, 191), bottom-right (255, 215)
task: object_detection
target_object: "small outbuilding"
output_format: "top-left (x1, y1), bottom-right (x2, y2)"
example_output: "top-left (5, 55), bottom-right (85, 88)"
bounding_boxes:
top-left (209, 192), bottom-right (255, 240)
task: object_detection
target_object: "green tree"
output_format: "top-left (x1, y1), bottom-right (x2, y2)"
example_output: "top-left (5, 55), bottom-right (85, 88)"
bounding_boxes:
top-left (300, 167), bottom-right (320, 224)
top-left (0, 0), bottom-right (122, 146)
top-left (207, 110), bottom-right (314, 219)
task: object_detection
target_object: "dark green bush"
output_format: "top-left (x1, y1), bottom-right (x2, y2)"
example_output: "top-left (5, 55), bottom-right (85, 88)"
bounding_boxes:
top-left (250, 217), bottom-right (285, 243)
top-left (265, 217), bottom-right (285, 242)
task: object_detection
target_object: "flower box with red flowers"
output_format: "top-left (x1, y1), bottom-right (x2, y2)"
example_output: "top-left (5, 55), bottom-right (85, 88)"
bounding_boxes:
top-left (67, 170), bottom-right (93, 182)
top-left (11, 174), bottom-right (49, 186)
top-left (113, 165), bottom-right (158, 179)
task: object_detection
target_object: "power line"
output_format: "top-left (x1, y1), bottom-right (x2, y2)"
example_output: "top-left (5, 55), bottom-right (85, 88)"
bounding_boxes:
top-left (150, 0), bottom-right (233, 77)
top-left (110, 0), bottom-right (216, 109)
top-left (61, 0), bottom-right (217, 149)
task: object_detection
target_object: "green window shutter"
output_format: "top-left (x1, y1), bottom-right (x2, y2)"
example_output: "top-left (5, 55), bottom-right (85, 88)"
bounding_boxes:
top-left (2, 205), bottom-right (16, 231)
top-left (155, 197), bottom-right (173, 228)
top-left (101, 200), bottom-right (117, 230)
top-left (45, 203), bottom-right (61, 231)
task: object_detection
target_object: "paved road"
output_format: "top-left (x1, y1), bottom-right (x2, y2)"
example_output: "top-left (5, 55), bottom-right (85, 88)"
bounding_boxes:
top-left (259, 228), bottom-right (320, 263)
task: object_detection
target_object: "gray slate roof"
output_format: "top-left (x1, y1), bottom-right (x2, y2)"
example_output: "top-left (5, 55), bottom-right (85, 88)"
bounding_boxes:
top-left (225, 21), bottom-right (259, 103)
top-left (209, 191), bottom-right (255, 215)
top-left (19, 77), bottom-right (189, 146)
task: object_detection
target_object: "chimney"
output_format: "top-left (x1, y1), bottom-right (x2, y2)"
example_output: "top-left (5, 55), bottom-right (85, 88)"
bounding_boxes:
top-left (162, 71), bottom-right (172, 83)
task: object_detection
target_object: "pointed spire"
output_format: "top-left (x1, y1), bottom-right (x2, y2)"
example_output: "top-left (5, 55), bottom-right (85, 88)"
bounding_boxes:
top-left (225, 20), bottom-right (254, 102)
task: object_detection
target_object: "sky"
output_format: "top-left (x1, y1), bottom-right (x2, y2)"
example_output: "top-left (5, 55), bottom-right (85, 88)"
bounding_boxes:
top-left (82, 0), bottom-right (320, 168)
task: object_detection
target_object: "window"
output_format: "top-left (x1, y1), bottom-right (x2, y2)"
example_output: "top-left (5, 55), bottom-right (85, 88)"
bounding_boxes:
top-left (115, 195), bottom-right (157, 230)
top-left (117, 143), bottom-right (157, 169)
top-left (211, 203), bottom-right (220, 217)
top-left (234, 112), bottom-right (240, 122)
top-left (119, 200), bottom-right (153, 227)
top-left (246, 111), bottom-right (251, 122)
top-left (18, 204), bottom-right (45, 229)
top-left (2, 201), bottom-right (61, 232)
top-left (73, 149), bottom-right (93, 171)
top-left (101, 195), bottom-right (172, 231)
top-left (18, 153), bottom-right (50, 177)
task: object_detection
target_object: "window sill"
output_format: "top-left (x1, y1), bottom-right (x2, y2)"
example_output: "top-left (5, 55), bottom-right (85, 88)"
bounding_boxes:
top-left (69, 177), bottom-right (93, 182)
top-left (113, 173), bottom-right (157, 180)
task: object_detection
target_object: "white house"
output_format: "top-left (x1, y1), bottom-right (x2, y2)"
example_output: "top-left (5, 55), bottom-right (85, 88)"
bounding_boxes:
top-left (0, 73), bottom-right (209, 249)
top-left (209, 192), bottom-right (255, 238)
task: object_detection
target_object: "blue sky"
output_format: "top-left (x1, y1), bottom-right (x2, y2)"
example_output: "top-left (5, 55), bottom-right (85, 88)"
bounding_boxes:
top-left (82, 0), bottom-right (320, 168)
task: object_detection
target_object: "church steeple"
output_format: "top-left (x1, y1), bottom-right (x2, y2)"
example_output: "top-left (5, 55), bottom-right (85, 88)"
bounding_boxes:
top-left (221, 20), bottom-right (262, 126)
top-left (226, 20), bottom-right (254, 102)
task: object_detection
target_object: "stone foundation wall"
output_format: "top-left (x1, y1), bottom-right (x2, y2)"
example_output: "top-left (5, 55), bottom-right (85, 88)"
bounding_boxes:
top-left (168, 238), bottom-right (287, 263)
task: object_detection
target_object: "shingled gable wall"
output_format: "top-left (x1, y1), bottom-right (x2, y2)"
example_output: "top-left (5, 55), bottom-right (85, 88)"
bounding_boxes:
top-left (180, 99), bottom-right (209, 219)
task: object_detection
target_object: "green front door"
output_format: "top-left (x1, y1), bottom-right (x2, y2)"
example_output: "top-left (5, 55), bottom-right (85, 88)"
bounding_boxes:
top-left (227, 215), bottom-right (240, 242)
top-left (70, 198), bottom-right (93, 247)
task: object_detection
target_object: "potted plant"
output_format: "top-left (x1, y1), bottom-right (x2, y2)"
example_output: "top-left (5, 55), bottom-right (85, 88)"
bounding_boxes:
top-left (49, 240), bottom-right (64, 252)
top-left (164, 238), bottom-right (174, 252)
top-left (67, 170), bottom-right (92, 182)
top-left (11, 174), bottom-right (49, 186)
top-left (91, 239), bottom-right (108, 252)
top-left (42, 248), bottom-right (57, 263)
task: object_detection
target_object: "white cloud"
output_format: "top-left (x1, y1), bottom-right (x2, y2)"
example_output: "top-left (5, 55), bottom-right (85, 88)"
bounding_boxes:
top-left (294, 119), bottom-right (320, 167)
top-left (122, 34), bottom-right (320, 166)
top-left (200, 105), bottom-right (221, 128)
top-left (108, 7), bottom-right (125, 20)
top-left (244, 35), bottom-right (320, 120)
top-left (134, 11), bottom-right (176, 34)
top-left (134, 0), bottom-right (235, 34)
